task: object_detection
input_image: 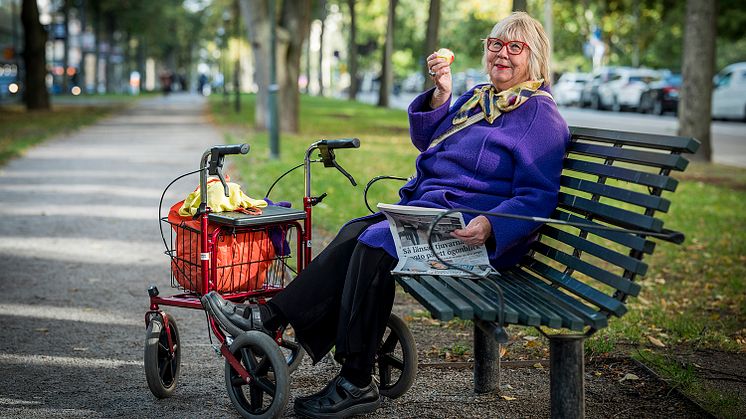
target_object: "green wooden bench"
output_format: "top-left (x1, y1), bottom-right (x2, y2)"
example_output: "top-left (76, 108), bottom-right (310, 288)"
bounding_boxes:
top-left (390, 127), bottom-right (699, 418)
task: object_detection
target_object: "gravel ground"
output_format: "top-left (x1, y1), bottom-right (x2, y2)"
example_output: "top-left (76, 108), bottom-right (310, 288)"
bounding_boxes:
top-left (0, 94), bottom-right (712, 418)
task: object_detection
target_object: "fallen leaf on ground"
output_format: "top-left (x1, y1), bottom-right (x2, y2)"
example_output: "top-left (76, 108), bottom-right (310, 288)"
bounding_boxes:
top-left (648, 336), bottom-right (666, 347)
top-left (500, 395), bottom-right (517, 401)
top-left (619, 373), bottom-right (639, 382)
top-left (533, 363), bottom-right (544, 369)
top-left (499, 346), bottom-right (508, 357)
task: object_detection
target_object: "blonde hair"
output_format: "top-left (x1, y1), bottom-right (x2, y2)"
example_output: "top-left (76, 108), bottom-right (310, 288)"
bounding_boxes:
top-left (482, 12), bottom-right (552, 86)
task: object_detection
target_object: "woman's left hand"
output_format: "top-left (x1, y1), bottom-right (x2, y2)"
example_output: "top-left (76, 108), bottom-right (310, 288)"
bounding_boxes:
top-left (451, 215), bottom-right (492, 246)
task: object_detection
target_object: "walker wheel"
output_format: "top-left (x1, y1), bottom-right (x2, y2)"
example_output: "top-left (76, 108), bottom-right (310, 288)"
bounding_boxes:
top-left (225, 331), bottom-right (290, 419)
top-left (375, 313), bottom-right (417, 398)
top-left (144, 314), bottom-right (181, 398)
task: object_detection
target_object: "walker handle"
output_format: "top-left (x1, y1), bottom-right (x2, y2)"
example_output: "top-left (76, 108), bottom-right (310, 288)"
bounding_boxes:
top-left (318, 138), bottom-right (360, 149)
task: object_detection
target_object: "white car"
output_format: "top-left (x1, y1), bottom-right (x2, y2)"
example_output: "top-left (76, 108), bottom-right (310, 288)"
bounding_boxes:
top-left (712, 62), bottom-right (746, 120)
top-left (597, 68), bottom-right (662, 111)
top-left (552, 72), bottom-right (590, 106)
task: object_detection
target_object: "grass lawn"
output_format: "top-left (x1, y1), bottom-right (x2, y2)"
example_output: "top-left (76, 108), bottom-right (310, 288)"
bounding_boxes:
top-left (0, 95), bottom-right (137, 165)
top-left (210, 93), bottom-right (745, 417)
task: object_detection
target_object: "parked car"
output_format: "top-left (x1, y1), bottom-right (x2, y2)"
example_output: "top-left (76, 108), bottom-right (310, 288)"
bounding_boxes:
top-left (596, 68), bottom-right (661, 111)
top-left (580, 66), bottom-right (627, 109)
top-left (638, 73), bottom-right (681, 115)
top-left (712, 62), bottom-right (746, 121)
top-left (552, 72), bottom-right (590, 106)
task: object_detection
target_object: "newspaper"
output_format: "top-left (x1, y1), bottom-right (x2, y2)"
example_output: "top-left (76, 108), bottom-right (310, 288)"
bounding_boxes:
top-left (377, 203), bottom-right (494, 277)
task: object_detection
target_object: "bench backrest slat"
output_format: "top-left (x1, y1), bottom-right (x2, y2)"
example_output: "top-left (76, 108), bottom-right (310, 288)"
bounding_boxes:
top-left (561, 175), bottom-right (671, 212)
top-left (558, 193), bottom-right (663, 231)
top-left (540, 226), bottom-right (648, 275)
top-left (569, 142), bottom-right (690, 170)
top-left (531, 242), bottom-right (642, 296)
top-left (570, 126), bottom-right (700, 153)
top-left (553, 210), bottom-right (656, 254)
top-left (564, 159), bottom-right (679, 191)
top-left (514, 126), bottom-right (699, 321)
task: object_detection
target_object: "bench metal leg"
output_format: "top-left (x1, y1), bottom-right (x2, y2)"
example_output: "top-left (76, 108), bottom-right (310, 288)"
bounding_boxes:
top-left (473, 320), bottom-right (500, 393)
top-left (549, 335), bottom-right (585, 419)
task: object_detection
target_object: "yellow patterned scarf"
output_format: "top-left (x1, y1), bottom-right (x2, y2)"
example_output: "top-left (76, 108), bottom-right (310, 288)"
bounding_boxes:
top-left (452, 80), bottom-right (550, 125)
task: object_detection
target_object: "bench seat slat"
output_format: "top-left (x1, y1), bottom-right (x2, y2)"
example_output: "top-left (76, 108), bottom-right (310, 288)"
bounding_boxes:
top-left (569, 142), bottom-right (689, 171)
top-left (396, 276), bottom-right (454, 321)
top-left (420, 276), bottom-right (474, 319)
top-left (561, 175), bottom-right (670, 212)
top-left (521, 259), bottom-right (627, 317)
top-left (559, 193), bottom-right (663, 232)
top-left (569, 126), bottom-right (700, 154)
top-left (479, 279), bottom-right (542, 326)
top-left (441, 277), bottom-right (498, 321)
top-left (459, 278), bottom-right (521, 324)
top-left (491, 279), bottom-right (560, 327)
top-left (553, 210), bottom-right (656, 254)
top-left (498, 278), bottom-right (583, 330)
top-left (506, 271), bottom-right (608, 330)
top-left (564, 159), bottom-right (679, 191)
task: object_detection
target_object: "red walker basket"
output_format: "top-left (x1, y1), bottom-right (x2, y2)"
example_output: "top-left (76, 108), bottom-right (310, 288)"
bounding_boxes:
top-left (163, 218), bottom-right (297, 295)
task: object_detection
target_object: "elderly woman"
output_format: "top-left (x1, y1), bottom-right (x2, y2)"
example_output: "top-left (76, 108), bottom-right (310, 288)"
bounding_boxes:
top-left (203, 11), bottom-right (568, 419)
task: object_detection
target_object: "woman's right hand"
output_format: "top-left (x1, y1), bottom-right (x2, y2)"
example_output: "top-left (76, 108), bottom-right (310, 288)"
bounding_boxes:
top-left (426, 53), bottom-right (452, 108)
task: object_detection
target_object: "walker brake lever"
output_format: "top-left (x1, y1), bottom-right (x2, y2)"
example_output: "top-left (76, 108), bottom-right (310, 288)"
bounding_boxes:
top-left (216, 170), bottom-right (230, 197)
top-left (333, 161), bottom-right (357, 186)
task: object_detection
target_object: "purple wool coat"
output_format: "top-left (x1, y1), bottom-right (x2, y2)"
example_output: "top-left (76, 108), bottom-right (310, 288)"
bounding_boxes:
top-left (357, 83), bottom-right (570, 269)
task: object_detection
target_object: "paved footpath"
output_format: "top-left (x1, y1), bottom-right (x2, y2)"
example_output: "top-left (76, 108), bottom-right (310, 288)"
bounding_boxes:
top-left (0, 94), bottom-right (710, 419)
top-left (0, 94), bottom-right (257, 418)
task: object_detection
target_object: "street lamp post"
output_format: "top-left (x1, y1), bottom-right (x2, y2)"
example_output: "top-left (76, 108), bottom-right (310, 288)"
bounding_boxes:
top-left (233, 0), bottom-right (240, 113)
top-left (268, 0), bottom-right (279, 159)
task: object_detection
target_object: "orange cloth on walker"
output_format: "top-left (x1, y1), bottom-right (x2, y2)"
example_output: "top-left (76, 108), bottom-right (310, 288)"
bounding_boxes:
top-left (168, 200), bottom-right (275, 293)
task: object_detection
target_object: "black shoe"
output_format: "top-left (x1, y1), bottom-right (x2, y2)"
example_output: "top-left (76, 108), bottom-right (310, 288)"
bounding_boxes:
top-left (200, 291), bottom-right (270, 337)
top-left (294, 375), bottom-right (381, 419)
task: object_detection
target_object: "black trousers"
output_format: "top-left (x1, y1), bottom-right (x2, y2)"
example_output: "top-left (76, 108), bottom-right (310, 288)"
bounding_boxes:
top-left (270, 215), bottom-right (397, 373)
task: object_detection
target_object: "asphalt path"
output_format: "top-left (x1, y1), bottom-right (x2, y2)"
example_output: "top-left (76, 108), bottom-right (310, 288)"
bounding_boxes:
top-left (0, 94), bottom-right (246, 418)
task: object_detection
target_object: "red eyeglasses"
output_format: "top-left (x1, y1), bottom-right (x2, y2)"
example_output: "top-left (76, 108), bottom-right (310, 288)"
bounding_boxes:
top-left (484, 38), bottom-right (529, 55)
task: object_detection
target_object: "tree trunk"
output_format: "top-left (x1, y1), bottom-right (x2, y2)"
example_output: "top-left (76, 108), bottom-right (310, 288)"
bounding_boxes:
top-left (422, 0), bottom-right (441, 91)
top-left (347, 0), bottom-right (359, 100)
top-left (378, 0), bottom-right (396, 107)
top-left (239, 0), bottom-right (270, 129)
top-left (317, 0), bottom-right (327, 96)
top-left (105, 13), bottom-right (115, 93)
top-left (278, 0), bottom-right (311, 132)
top-left (234, 0), bottom-right (241, 112)
top-left (62, 0), bottom-right (70, 94)
top-left (93, 2), bottom-right (100, 93)
top-left (20, 0), bottom-right (50, 110)
top-left (678, 0), bottom-right (716, 161)
top-left (512, 0), bottom-right (527, 12)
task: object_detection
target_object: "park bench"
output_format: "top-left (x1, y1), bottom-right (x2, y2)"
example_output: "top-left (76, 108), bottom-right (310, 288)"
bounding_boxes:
top-left (391, 126), bottom-right (700, 418)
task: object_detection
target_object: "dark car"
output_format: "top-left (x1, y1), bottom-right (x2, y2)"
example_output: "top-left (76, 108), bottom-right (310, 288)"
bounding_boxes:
top-left (638, 74), bottom-right (681, 115)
